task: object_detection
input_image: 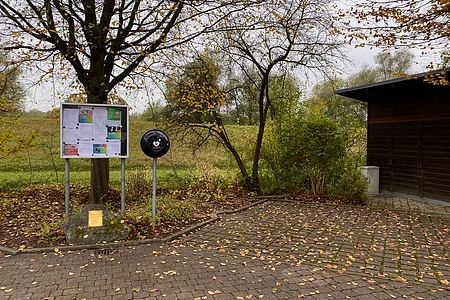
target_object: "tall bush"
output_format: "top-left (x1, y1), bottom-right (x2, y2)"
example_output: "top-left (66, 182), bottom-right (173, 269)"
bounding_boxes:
top-left (263, 116), bottom-right (367, 201)
top-left (293, 117), bottom-right (345, 195)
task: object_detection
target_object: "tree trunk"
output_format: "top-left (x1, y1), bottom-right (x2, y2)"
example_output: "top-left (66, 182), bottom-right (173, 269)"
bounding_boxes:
top-left (86, 60), bottom-right (109, 204)
top-left (89, 158), bottom-right (109, 204)
top-left (251, 73), bottom-right (271, 194)
top-left (213, 113), bottom-right (254, 192)
top-left (225, 139), bottom-right (253, 191)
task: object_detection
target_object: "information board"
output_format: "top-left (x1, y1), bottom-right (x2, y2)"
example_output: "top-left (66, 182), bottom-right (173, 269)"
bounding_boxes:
top-left (60, 103), bottom-right (129, 158)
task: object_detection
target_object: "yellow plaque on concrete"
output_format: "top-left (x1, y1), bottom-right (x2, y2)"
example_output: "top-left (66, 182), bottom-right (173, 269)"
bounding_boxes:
top-left (88, 210), bottom-right (103, 227)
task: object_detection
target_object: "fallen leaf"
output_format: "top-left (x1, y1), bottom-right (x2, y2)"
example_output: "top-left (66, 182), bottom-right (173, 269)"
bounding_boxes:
top-left (396, 276), bottom-right (407, 283)
top-left (208, 290), bottom-right (221, 295)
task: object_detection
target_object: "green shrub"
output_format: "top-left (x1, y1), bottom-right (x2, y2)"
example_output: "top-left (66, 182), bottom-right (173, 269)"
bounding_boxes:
top-left (187, 162), bottom-right (227, 202)
top-left (260, 121), bottom-right (307, 193)
top-left (126, 167), bottom-right (152, 200)
top-left (262, 116), bottom-right (368, 204)
top-left (125, 167), bottom-right (194, 226)
top-left (265, 117), bottom-right (346, 195)
top-left (259, 165), bottom-right (308, 193)
top-left (294, 117), bottom-right (345, 195)
top-left (126, 195), bottom-right (193, 226)
top-left (328, 167), bottom-right (368, 205)
top-left (158, 171), bottom-right (190, 190)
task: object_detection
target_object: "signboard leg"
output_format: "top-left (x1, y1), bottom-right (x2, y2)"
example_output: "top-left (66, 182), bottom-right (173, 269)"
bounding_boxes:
top-left (121, 158), bottom-right (126, 216)
top-left (152, 157), bottom-right (157, 222)
top-left (65, 158), bottom-right (70, 218)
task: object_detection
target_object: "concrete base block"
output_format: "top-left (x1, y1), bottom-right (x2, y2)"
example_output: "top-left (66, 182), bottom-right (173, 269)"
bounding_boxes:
top-left (61, 204), bottom-right (130, 245)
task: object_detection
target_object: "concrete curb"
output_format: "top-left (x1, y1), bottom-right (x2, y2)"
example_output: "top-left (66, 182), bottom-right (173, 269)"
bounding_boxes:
top-left (0, 246), bottom-right (17, 255)
top-left (0, 199), bottom-right (269, 255)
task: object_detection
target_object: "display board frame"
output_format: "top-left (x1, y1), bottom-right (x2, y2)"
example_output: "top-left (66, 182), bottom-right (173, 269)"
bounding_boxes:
top-left (60, 103), bottom-right (129, 158)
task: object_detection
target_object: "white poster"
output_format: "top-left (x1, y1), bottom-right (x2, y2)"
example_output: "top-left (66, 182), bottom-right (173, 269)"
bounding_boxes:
top-left (60, 103), bottom-right (129, 158)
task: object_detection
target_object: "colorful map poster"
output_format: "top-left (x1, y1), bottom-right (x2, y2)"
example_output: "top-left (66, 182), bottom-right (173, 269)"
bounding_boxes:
top-left (78, 108), bottom-right (93, 123)
top-left (93, 144), bottom-right (107, 154)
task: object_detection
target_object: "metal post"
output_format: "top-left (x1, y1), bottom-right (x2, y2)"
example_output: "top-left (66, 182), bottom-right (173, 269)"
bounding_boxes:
top-left (152, 157), bottom-right (157, 221)
top-left (65, 158), bottom-right (70, 218)
top-left (121, 158), bottom-right (126, 216)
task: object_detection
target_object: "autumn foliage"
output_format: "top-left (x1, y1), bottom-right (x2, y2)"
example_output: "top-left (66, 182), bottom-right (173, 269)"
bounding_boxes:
top-left (0, 53), bottom-right (35, 160)
top-left (348, 0), bottom-right (450, 68)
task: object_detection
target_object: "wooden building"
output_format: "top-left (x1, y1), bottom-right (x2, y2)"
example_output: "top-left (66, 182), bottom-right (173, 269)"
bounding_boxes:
top-left (336, 70), bottom-right (450, 203)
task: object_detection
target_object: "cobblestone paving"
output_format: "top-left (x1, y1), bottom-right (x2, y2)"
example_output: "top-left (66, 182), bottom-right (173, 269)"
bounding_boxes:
top-left (368, 195), bottom-right (450, 214)
top-left (1, 200), bottom-right (450, 299)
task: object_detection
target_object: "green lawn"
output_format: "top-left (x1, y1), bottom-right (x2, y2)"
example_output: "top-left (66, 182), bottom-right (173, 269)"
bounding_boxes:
top-left (0, 116), bottom-right (256, 191)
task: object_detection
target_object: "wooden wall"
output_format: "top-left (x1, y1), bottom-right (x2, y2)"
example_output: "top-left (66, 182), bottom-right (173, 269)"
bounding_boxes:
top-left (368, 95), bottom-right (450, 202)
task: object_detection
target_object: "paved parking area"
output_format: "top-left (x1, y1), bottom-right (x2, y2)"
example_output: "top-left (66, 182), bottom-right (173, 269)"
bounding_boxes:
top-left (1, 199), bottom-right (450, 299)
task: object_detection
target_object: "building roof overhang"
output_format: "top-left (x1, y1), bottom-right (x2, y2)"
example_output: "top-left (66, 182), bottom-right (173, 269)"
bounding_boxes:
top-left (335, 69), bottom-right (450, 104)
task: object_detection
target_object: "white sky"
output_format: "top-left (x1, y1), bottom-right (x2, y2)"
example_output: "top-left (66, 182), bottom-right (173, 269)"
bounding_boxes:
top-left (21, 44), bottom-right (436, 113)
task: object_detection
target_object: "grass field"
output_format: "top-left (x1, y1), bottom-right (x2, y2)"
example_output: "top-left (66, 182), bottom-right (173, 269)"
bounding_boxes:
top-left (0, 116), bottom-right (257, 191)
top-left (0, 115), bottom-right (263, 248)
top-left (0, 114), bottom-right (369, 249)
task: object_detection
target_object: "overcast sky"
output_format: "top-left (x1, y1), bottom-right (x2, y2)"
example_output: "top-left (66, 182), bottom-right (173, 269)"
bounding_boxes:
top-left (22, 44), bottom-right (436, 113)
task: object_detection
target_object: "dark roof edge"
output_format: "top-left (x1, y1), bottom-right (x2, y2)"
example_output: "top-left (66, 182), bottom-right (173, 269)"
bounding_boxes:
top-left (335, 68), bottom-right (450, 95)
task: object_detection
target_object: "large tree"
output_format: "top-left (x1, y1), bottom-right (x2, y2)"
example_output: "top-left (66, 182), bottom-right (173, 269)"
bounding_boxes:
top-left (307, 50), bottom-right (416, 127)
top-left (0, 52), bottom-right (25, 113)
top-left (374, 49), bottom-right (415, 80)
top-left (0, 0), bottom-right (247, 203)
top-left (0, 51), bottom-right (31, 160)
top-left (164, 0), bottom-right (346, 192)
top-left (216, 0), bottom-right (346, 192)
top-left (164, 52), bottom-right (224, 125)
